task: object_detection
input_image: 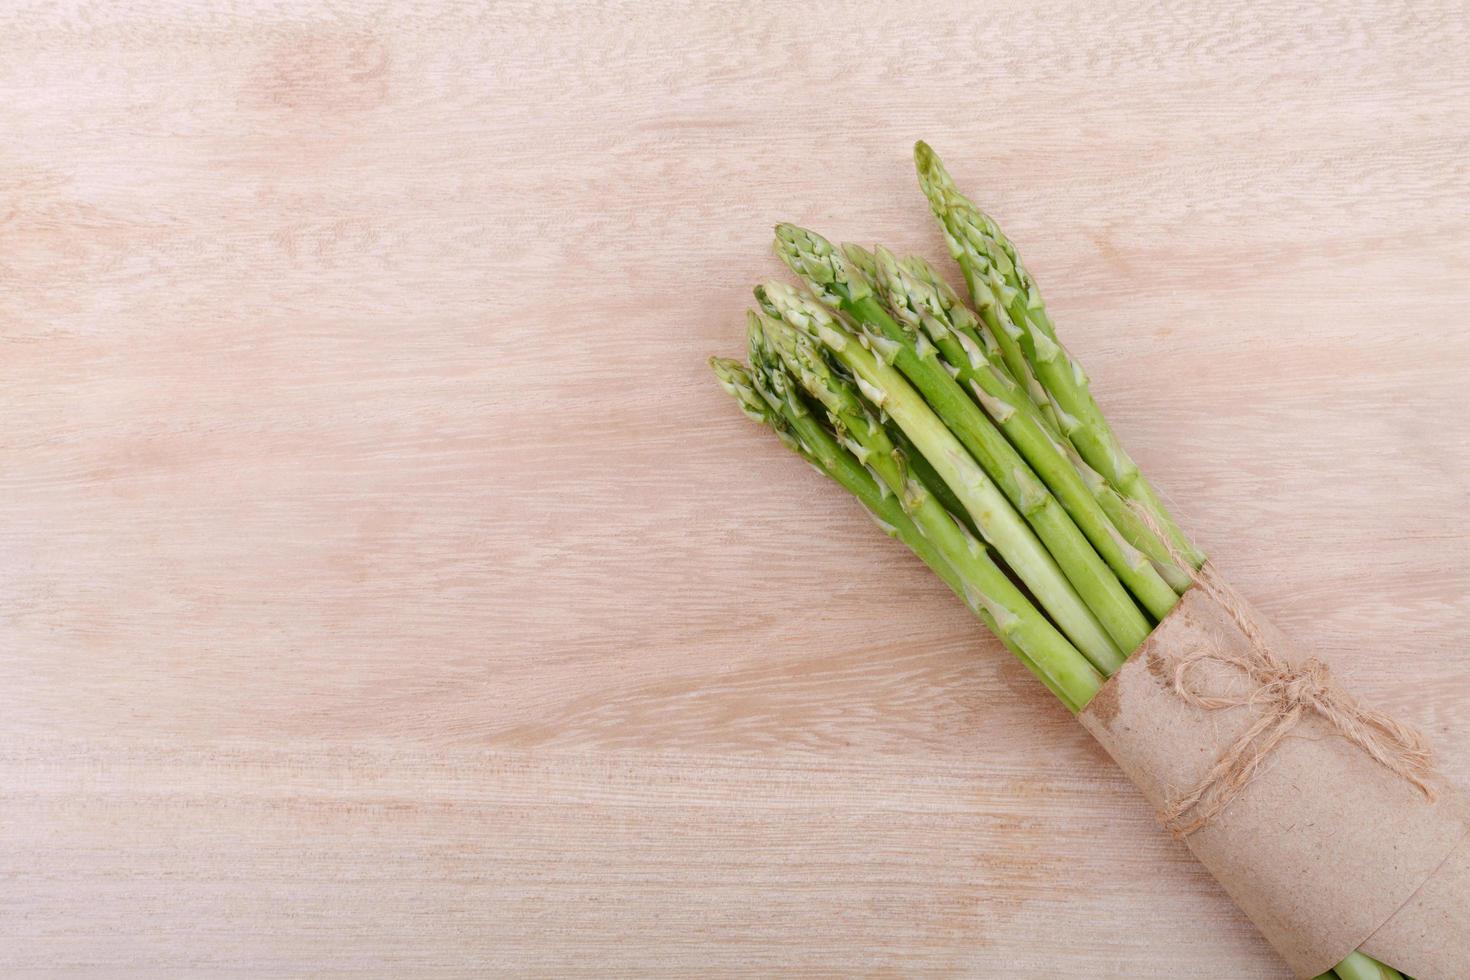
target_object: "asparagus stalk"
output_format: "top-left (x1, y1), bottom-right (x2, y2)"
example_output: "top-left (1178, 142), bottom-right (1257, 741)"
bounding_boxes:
top-left (913, 142), bottom-right (1206, 569)
top-left (756, 280), bottom-right (1125, 674)
top-left (731, 325), bottom-right (1092, 709)
top-left (871, 248), bottom-right (1181, 621)
top-left (711, 353), bottom-right (966, 585)
top-left (802, 249), bottom-right (976, 531)
top-left (754, 312), bottom-right (1103, 709)
top-left (773, 227), bottom-right (1147, 664)
top-left (894, 251), bottom-right (1193, 595)
top-left (1066, 441), bottom-right (1195, 593)
top-left (890, 426), bottom-right (977, 535)
top-left (896, 198), bottom-right (1068, 439)
top-left (891, 244), bottom-right (1191, 594)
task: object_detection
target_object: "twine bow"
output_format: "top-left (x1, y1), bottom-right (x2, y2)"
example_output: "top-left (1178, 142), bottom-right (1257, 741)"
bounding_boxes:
top-left (1131, 510), bottom-right (1438, 838)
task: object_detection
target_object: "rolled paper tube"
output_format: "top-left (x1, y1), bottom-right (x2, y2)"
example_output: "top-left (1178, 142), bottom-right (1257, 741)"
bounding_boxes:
top-left (1078, 572), bottom-right (1470, 979)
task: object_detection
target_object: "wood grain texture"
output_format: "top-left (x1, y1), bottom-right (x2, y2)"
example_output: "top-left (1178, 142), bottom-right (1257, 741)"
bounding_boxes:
top-left (2, 0), bottom-right (1467, 976)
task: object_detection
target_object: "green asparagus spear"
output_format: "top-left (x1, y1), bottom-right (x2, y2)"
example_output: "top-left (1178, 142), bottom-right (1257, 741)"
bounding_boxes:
top-left (756, 280), bottom-right (1124, 673)
top-left (893, 241), bottom-right (1189, 594)
top-left (773, 226), bottom-right (1146, 664)
top-left (888, 423), bottom-right (976, 535)
top-left (755, 311), bottom-right (1103, 708)
top-left (913, 142), bottom-right (1205, 569)
top-left (897, 175), bottom-right (1068, 438)
top-left (747, 265), bottom-right (970, 523)
top-left (711, 354), bottom-right (971, 596)
top-left (721, 334), bottom-right (1091, 708)
top-left (1062, 439), bottom-right (1195, 593)
top-left (872, 248), bottom-right (1180, 620)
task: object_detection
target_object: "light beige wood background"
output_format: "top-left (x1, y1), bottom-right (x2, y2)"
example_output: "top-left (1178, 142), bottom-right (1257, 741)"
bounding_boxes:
top-left (3, 1), bottom-right (1467, 976)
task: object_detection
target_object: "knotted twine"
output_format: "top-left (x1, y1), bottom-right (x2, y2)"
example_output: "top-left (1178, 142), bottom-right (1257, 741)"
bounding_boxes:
top-left (1129, 506), bottom-right (1437, 838)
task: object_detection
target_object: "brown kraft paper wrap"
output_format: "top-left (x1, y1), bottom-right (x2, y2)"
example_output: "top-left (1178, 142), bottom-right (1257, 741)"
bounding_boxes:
top-left (1078, 570), bottom-right (1470, 979)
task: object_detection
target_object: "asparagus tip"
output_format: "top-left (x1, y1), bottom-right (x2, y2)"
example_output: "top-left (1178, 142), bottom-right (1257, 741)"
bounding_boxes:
top-left (710, 355), bottom-right (772, 424)
top-left (709, 354), bottom-right (750, 394)
top-left (772, 224), bottom-right (875, 307)
top-left (913, 141), bottom-right (955, 198)
top-left (840, 242), bottom-right (878, 280)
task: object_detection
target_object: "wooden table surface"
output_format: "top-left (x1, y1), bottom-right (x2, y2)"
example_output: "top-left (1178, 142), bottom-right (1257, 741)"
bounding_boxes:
top-left (4, 1), bottom-right (1468, 976)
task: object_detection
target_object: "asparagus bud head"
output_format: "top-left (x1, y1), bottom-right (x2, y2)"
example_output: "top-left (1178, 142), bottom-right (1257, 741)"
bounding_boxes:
top-left (773, 223), bottom-right (874, 306)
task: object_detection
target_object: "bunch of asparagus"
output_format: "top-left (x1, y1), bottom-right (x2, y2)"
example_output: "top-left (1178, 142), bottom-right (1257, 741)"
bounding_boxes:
top-left (710, 143), bottom-right (1407, 980)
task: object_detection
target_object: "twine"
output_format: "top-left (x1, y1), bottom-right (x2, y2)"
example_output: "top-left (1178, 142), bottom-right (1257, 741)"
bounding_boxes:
top-left (1130, 505), bottom-right (1437, 838)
